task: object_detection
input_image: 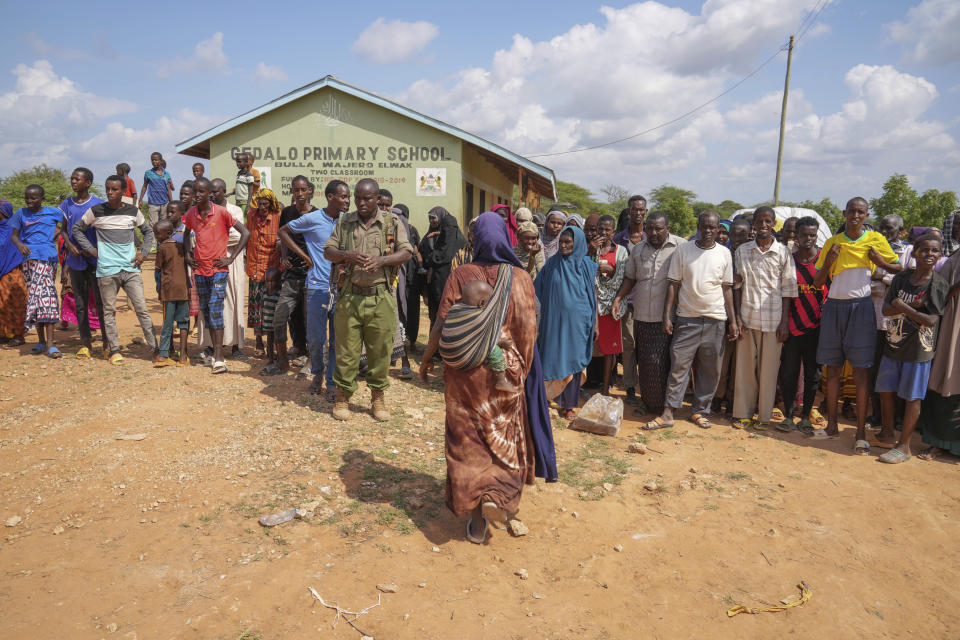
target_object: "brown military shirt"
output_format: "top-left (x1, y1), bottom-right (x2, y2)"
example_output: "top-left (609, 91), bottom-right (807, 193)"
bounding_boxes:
top-left (324, 209), bottom-right (412, 287)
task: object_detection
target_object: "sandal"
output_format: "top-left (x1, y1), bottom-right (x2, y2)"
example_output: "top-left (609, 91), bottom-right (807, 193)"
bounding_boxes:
top-left (560, 409), bottom-right (577, 420)
top-left (253, 348), bottom-right (266, 358)
top-left (797, 419), bottom-right (814, 435)
top-left (465, 516), bottom-right (489, 544)
top-left (918, 447), bottom-right (943, 461)
top-left (690, 413), bottom-right (712, 429)
top-left (398, 366), bottom-right (413, 380)
top-left (771, 408), bottom-right (786, 422)
top-left (212, 360), bottom-right (227, 374)
top-left (753, 421), bottom-right (770, 431)
top-left (731, 418), bottom-right (751, 430)
top-left (258, 363), bottom-right (285, 376)
top-left (291, 355), bottom-right (308, 368)
top-left (46, 346), bottom-right (62, 359)
top-left (642, 417), bottom-right (674, 430)
top-left (775, 420), bottom-right (794, 433)
top-left (809, 408), bottom-right (826, 427)
top-left (809, 428), bottom-right (837, 440)
top-left (75, 346), bottom-right (91, 360)
top-left (109, 352), bottom-right (124, 366)
top-left (30, 343), bottom-right (46, 355)
top-left (854, 439), bottom-right (871, 455)
top-left (878, 448), bottom-right (910, 464)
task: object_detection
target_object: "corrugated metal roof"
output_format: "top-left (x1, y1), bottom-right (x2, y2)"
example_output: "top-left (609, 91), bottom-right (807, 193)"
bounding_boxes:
top-left (175, 75), bottom-right (556, 199)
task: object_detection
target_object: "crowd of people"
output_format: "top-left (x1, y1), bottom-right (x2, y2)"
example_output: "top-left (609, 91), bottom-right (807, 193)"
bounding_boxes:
top-left (1, 150), bottom-right (959, 543)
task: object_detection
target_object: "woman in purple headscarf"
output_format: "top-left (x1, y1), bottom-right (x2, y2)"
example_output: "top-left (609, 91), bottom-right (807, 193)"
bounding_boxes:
top-left (420, 211), bottom-right (556, 544)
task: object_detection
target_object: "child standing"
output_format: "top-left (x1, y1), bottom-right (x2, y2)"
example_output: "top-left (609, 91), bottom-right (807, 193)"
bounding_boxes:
top-left (154, 219), bottom-right (191, 366)
top-left (10, 185), bottom-right (63, 357)
top-left (260, 267), bottom-right (282, 369)
top-left (182, 177), bottom-right (250, 374)
top-left (116, 163), bottom-right (138, 207)
top-left (875, 234), bottom-right (948, 463)
top-left (813, 197), bottom-right (901, 452)
top-left (228, 153), bottom-right (257, 213)
top-left (138, 152), bottom-right (174, 226)
top-left (72, 175), bottom-right (160, 365)
top-left (59, 167), bottom-right (106, 358)
top-left (244, 188), bottom-right (282, 358)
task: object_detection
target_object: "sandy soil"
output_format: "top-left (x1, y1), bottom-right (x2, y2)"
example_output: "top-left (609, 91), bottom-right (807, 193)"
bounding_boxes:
top-left (2, 263), bottom-right (959, 639)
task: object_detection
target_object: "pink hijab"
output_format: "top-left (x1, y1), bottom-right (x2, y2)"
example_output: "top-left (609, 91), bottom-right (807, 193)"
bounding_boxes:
top-left (491, 203), bottom-right (519, 245)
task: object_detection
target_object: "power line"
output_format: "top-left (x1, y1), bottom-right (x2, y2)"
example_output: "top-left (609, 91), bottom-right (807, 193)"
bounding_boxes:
top-left (526, 43), bottom-right (788, 159)
top-left (796, 0), bottom-right (829, 42)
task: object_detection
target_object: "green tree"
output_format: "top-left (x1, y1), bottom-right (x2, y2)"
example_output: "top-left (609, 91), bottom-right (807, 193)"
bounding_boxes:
top-left (0, 164), bottom-right (72, 211)
top-left (798, 198), bottom-right (843, 233)
top-left (913, 188), bottom-right (957, 230)
top-left (870, 173), bottom-right (917, 227)
top-left (0, 164), bottom-right (105, 211)
top-left (544, 180), bottom-right (602, 213)
top-left (692, 201), bottom-right (716, 217)
top-left (716, 199), bottom-right (745, 219)
top-left (650, 184), bottom-right (697, 237)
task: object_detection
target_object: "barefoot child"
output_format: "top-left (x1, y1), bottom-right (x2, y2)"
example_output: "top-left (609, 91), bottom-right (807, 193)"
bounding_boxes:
top-left (876, 234), bottom-right (948, 463)
top-left (260, 267), bottom-right (282, 369)
top-left (10, 185), bottom-right (63, 358)
top-left (439, 278), bottom-right (518, 393)
top-left (154, 219), bottom-right (191, 366)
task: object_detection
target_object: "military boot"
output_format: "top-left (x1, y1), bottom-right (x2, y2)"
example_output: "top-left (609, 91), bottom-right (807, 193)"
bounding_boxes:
top-left (332, 388), bottom-right (351, 421)
top-left (371, 389), bottom-right (390, 422)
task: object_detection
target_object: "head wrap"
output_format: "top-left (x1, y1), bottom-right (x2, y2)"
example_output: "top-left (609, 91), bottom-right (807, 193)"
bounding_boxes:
top-left (909, 226), bottom-right (935, 243)
top-left (517, 220), bottom-right (539, 237)
top-left (392, 204), bottom-right (410, 219)
top-left (471, 211), bottom-right (522, 267)
top-left (943, 209), bottom-right (958, 256)
top-left (515, 207), bottom-right (533, 224)
top-left (541, 210), bottom-right (568, 260)
top-left (565, 213), bottom-right (585, 228)
top-left (532, 213), bottom-right (545, 226)
top-left (534, 226), bottom-right (598, 380)
top-left (251, 188), bottom-right (280, 213)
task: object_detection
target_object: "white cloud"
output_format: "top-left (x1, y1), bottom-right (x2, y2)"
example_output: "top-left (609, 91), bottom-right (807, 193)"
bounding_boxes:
top-left (726, 90), bottom-right (813, 126)
top-left (888, 0), bottom-right (960, 67)
top-left (352, 18), bottom-right (439, 63)
top-left (0, 59), bottom-right (219, 185)
top-left (161, 32), bottom-right (229, 77)
top-left (253, 62), bottom-right (288, 83)
top-left (0, 60), bottom-right (137, 139)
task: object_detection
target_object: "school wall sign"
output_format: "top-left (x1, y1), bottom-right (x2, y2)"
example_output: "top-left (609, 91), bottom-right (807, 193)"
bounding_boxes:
top-left (175, 76), bottom-right (556, 230)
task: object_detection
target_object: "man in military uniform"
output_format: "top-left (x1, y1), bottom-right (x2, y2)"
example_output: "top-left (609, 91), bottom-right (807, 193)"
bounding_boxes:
top-left (324, 178), bottom-right (412, 421)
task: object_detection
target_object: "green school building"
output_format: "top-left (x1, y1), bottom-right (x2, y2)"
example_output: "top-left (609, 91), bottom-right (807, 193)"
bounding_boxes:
top-left (175, 76), bottom-right (556, 230)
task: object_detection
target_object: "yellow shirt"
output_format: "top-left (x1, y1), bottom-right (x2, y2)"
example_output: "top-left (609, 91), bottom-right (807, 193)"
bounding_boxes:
top-left (815, 230), bottom-right (898, 277)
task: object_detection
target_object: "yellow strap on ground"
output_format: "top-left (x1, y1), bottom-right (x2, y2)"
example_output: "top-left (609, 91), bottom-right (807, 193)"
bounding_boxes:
top-left (727, 581), bottom-right (812, 617)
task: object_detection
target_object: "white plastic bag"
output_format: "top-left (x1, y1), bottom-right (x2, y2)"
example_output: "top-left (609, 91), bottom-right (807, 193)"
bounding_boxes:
top-left (570, 394), bottom-right (624, 436)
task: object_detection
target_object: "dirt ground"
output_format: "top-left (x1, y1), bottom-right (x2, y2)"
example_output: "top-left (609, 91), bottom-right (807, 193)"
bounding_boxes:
top-left (2, 262), bottom-right (959, 640)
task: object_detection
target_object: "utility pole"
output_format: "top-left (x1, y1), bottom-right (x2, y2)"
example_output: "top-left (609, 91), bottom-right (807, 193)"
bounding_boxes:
top-left (773, 34), bottom-right (794, 206)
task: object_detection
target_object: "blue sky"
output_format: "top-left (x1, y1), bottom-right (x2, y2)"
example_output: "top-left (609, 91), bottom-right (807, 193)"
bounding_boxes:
top-left (1, 0), bottom-right (958, 208)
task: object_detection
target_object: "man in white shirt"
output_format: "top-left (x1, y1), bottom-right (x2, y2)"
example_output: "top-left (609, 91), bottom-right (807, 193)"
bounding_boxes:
top-left (645, 211), bottom-right (739, 430)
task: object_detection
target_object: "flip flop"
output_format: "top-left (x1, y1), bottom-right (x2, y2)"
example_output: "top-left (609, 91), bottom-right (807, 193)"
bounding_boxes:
top-left (30, 343), bottom-right (46, 355)
top-left (211, 361), bottom-right (227, 374)
top-left (878, 448), bottom-right (910, 464)
top-left (109, 353), bottom-right (125, 366)
top-left (46, 346), bottom-right (62, 359)
top-left (258, 363), bottom-right (285, 376)
top-left (854, 439), bottom-right (871, 455)
top-left (398, 366), bottom-right (413, 380)
top-left (797, 419), bottom-right (815, 435)
top-left (75, 346), bottom-right (91, 360)
top-left (775, 420), bottom-right (794, 433)
top-left (642, 417), bottom-right (674, 430)
top-left (918, 447), bottom-right (943, 461)
top-left (731, 418), bottom-right (751, 430)
top-left (809, 428), bottom-right (837, 440)
top-left (465, 516), bottom-right (489, 544)
top-left (690, 413), bottom-right (712, 429)
top-left (753, 421), bottom-right (770, 431)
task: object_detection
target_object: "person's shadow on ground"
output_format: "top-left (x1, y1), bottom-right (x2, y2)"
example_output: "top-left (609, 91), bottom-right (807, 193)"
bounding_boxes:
top-left (337, 449), bottom-right (459, 546)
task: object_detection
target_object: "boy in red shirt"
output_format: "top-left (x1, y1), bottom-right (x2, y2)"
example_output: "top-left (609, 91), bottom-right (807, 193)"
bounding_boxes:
top-left (182, 177), bottom-right (250, 373)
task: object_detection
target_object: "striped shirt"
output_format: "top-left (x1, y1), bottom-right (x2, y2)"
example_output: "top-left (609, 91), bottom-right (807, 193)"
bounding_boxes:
top-left (789, 251), bottom-right (826, 336)
top-left (261, 291), bottom-right (280, 332)
top-left (734, 240), bottom-right (798, 332)
top-left (73, 203), bottom-right (154, 277)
